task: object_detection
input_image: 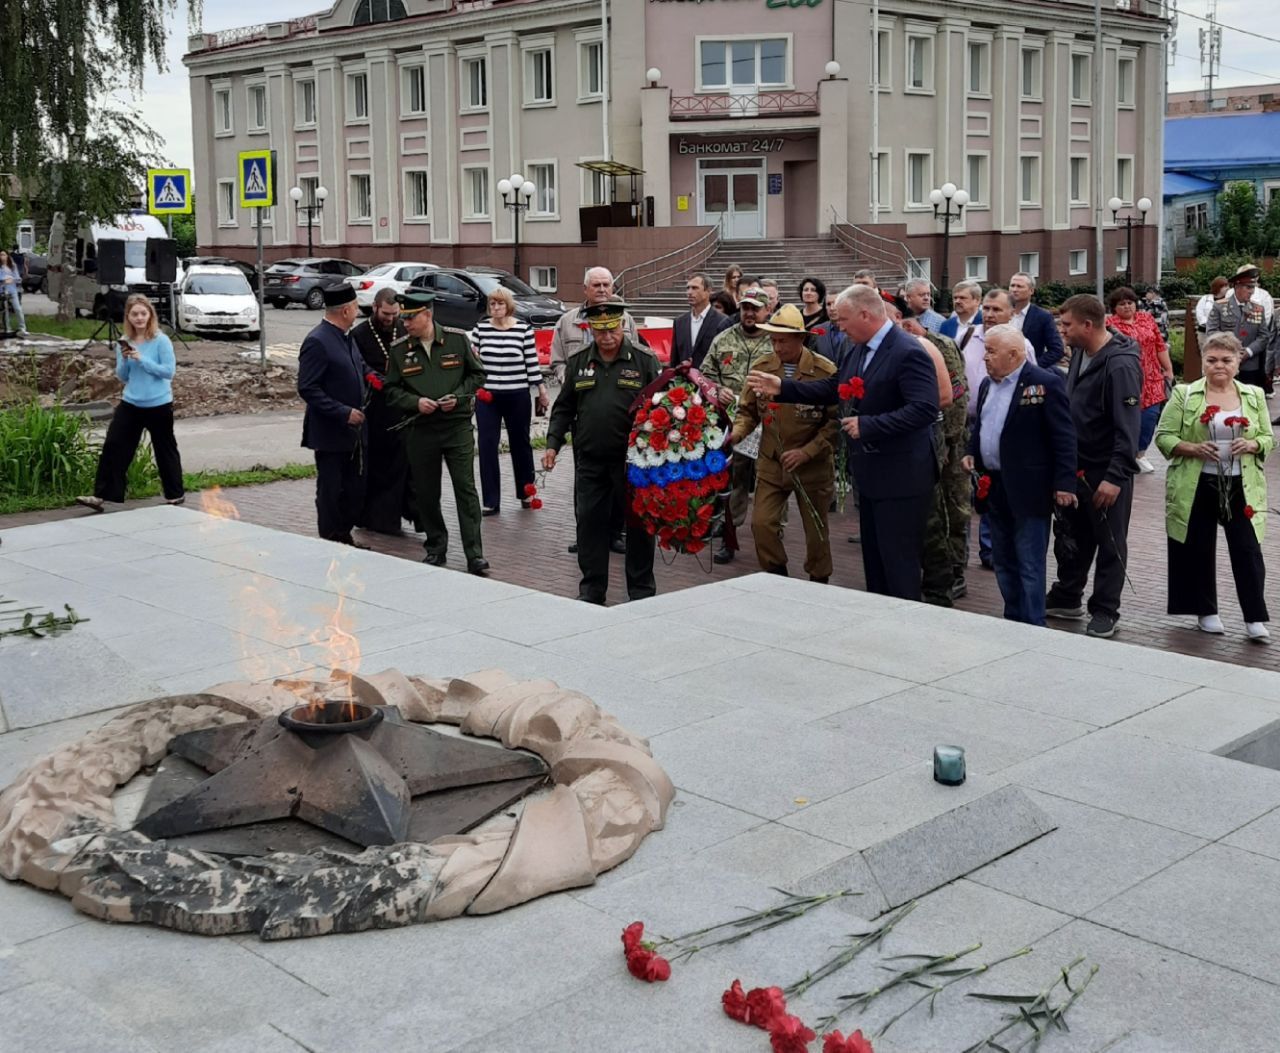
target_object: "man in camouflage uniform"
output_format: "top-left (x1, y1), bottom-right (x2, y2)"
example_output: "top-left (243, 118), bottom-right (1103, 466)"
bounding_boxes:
top-left (700, 288), bottom-right (774, 563)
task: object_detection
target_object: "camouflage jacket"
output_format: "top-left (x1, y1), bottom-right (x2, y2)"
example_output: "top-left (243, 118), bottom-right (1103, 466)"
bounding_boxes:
top-left (700, 324), bottom-right (774, 397)
top-left (923, 331), bottom-right (969, 444)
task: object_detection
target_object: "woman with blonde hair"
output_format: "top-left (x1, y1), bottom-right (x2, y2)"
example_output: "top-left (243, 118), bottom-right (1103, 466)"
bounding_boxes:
top-left (77, 294), bottom-right (185, 511)
top-left (1155, 331), bottom-right (1273, 639)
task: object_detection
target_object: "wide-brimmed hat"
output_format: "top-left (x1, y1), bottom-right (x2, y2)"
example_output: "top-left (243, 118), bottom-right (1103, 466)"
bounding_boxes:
top-left (757, 304), bottom-right (807, 335)
top-left (1231, 264), bottom-right (1261, 284)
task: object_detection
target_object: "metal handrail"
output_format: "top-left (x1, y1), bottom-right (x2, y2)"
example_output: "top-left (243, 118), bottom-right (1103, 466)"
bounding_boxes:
top-left (828, 207), bottom-right (927, 289)
top-left (670, 91), bottom-right (820, 120)
top-left (615, 225), bottom-right (720, 298)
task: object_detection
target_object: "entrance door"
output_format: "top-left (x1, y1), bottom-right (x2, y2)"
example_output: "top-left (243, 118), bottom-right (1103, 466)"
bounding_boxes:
top-left (698, 160), bottom-right (764, 239)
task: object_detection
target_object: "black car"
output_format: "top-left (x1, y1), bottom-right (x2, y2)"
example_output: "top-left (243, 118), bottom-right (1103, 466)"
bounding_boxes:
top-left (183, 256), bottom-right (260, 292)
top-left (407, 267), bottom-right (565, 330)
top-left (20, 254), bottom-right (47, 294)
top-left (264, 257), bottom-right (365, 310)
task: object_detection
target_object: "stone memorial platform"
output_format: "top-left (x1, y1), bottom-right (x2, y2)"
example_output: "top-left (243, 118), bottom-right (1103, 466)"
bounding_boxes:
top-left (2, 506), bottom-right (1280, 1052)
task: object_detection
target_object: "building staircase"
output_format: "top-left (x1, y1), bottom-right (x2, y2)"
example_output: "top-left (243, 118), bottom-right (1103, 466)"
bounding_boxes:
top-left (624, 235), bottom-right (907, 321)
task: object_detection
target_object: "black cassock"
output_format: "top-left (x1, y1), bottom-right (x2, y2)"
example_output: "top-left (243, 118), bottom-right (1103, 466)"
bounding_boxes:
top-left (351, 318), bottom-right (415, 534)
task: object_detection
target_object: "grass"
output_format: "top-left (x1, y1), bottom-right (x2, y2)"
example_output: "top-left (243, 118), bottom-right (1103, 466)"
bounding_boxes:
top-left (23, 315), bottom-right (197, 342)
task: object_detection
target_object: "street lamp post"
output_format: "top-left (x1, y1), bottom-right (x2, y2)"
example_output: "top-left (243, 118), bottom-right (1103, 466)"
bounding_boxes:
top-left (289, 184), bottom-right (329, 256)
top-left (928, 182), bottom-right (970, 314)
top-left (1108, 195), bottom-right (1153, 286)
top-left (497, 174), bottom-right (535, 278)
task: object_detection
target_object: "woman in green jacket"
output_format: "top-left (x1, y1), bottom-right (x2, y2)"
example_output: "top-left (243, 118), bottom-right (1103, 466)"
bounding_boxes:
top-left (1155, 332), bottom-right (1274, 640)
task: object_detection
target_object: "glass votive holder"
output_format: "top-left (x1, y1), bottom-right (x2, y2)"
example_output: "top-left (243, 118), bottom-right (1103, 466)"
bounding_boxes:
top-left (933, 745), bottom-right (966, 786)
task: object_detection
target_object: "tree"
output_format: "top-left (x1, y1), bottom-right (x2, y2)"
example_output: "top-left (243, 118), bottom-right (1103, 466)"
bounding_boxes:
top-left (171, 199), bottom-right (197, 258)
top-left (0, 1), bottom-right (200, 318)
top-left (1212, 182), bottom-right (1263, 256)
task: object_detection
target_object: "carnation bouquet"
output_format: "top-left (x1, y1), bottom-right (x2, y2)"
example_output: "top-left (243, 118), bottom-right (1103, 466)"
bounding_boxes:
top-left (626, 364), bottom-right (732, 555)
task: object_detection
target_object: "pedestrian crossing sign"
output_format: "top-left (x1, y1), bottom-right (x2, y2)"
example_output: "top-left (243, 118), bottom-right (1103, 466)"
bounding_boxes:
top-left (238, 150), bottom-right (275, 208)
top-left (147, 169), bottom-right (192, 215)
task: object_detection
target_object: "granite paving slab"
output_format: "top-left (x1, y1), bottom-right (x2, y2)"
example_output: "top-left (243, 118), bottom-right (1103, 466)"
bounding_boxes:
top-left (539, 617), bottom-right (763, 679)
top-left (693, 820), bottom-right (856, 887)
top-left (1112, 686), bottom-right (1280, 755)
top-left (1, 979), bottom-right (162, 1053)
top-left (0, 879), bottom-right (86, 948)
top-left (1220, 805), bottom-right (1280, 861)
top-left (0, 519), bottom-right (116, 552)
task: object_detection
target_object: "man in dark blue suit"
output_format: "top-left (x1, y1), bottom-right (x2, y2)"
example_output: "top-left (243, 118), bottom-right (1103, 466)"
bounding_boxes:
top-left (747, 284), bottom-right (940, 600)
top-left (1009, 272), bottom-right (1064, 369)
top-left (669, 272), bottom-right (734, 370)
top-left (297, 284), bottom-right (368, 545)
top-left (964, 325), bottom-right (1078, 625)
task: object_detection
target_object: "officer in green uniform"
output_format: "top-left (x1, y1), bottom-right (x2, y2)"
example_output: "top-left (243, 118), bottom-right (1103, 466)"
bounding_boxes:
top-left (384, 291), bottom-right (490, 575)
top-left (543, 302), bottom-right (659, 605)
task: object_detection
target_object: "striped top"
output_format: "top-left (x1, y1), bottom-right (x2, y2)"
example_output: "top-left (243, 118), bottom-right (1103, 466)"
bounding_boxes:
top-left (468, 319), bottom-right (541, 391)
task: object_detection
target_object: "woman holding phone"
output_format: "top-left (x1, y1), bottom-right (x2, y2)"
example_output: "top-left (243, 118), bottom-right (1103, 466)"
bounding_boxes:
top-left (76, 295), bottom-right (185, 511)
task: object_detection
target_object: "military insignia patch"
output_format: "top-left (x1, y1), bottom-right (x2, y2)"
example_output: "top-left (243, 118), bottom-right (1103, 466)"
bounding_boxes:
top-left (1123, 395), bottom-right (1139, 406)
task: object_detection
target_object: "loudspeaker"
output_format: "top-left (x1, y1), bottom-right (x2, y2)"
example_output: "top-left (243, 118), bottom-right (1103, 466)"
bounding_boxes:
top-left (97, 239), bottom-right (127, 286)
top-left (145, 237), bottom-right (178, 284)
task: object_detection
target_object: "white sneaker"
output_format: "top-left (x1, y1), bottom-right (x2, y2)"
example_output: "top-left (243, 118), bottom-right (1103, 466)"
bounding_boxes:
top-left (1246, 622), bottom-right (1271, 641)
top-left (1197, 614), bottom-right (1226, 634)
top-left (1136, 456), bottom-right (1155, 474)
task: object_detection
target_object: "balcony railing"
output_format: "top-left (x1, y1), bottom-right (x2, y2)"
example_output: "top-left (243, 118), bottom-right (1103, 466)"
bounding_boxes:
top-left (670, 91), bottom-right (820, 121)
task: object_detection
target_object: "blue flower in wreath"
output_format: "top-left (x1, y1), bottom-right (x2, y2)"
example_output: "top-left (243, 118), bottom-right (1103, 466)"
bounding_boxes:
top-left (705, 450), bottom-right (727, 473)
top-left (628, 465), bottom-right (649, 487)
top-left (685, 458), bottom-right (708, 481)
top-left (668, 461), bottom-right (687, 482)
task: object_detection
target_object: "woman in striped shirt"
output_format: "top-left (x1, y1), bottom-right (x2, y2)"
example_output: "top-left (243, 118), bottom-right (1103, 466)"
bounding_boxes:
top-left (470, 287), bottom-right (548, 513)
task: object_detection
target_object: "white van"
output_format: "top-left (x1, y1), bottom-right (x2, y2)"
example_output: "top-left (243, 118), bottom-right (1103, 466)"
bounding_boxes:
top-left (47, 212), bottom-right (183, 320)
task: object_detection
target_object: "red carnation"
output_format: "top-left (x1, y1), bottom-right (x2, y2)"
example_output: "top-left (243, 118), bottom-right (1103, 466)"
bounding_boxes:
top-left (650, 407), bottom-right (672, 429)
top-left (624, 947), bottom-right (671, 982)
top-left (635, 408), bottom-right (649, 424)
top-left (723, 980), bottom-right (750, 1021)
top-left (650, 431), bottom-right (669, 452)
top-left (523, 483), bottom-right (537, 497)
top-left (846, 377), bottom-right (865, 399)
top-left (745, 986), bottom-right (788, 1030)
top-left (768, 1013), bottom-right (817, 1053)
top-left (768, 401), bottom-right (781, 411)
top-left (1246, 505), bottom-right (1256, 519)
top-left (668, 387), bottom-right (688, 404)
top-left (686, 539), bottom-right (705, 553)
top-left (976, 474), bottom-right (992, 500)
top-left (1076, 469), bottom-right (1086, 479)
top-left (475, 388), bottom-right (494, 403)
top-left (529, 498), bottom-right (543, 510)
top-left (813, 327), bottom-right (827, 336)
top-left (1200, 404), bottom-right (1221, 426)
top-left (621, 922), bottom-right (645, 954)
top-left (823, 1031), bottom-right (875, 1053)
top-left (687, 403), bottom-right (708, 425)
top-left (364, 371), bottom-right (384, 391)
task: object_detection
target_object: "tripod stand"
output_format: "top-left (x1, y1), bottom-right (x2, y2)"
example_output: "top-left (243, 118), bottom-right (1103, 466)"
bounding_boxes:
top-left (79, 287), bottom-right (123, 354)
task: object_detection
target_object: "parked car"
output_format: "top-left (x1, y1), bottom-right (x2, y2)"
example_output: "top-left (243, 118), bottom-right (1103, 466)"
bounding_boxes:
top-left (264, 257), bottom-right (365, 310)
top-left (406, 267), bottom-right (566, 330)
top-left (183, 256), bottom-right (259, 292)
top-left (20, 254), bottom-right (47, 294)
top-left (346, 261), bottom-right (438, 313)
top-left (176, 265), bottom-right (259, 339)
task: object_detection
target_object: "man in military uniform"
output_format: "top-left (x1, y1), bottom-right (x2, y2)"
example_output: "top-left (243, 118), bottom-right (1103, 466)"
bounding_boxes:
top-left (384, 291), bottom-right (491, 575)
top-left (351, 288), bottom-right (411, 535)
top-left (700, 288), bottom-right (774, 563)
top-left (1208, 264), bottom-right (1274, 393)
top-left (543, 302), bottom-right (659, 605)
top-left (729, 305), bottom-right (839, 581)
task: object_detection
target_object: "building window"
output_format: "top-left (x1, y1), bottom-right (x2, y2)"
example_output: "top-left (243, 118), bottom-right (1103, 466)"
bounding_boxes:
top-left (906, 34), bottom-right (934, 92)
top-left (353, 0), bottom-right (406, 23)
top-left (1069, 249), bottom-right (1087, 275)
top-left (967, 41), bottom-right (990, 95)
top-left (1018, 252), bottom-right (1040, 279)
top-left (464, 167), bottom-right (490, 219)
top-left (579, 40), bottom-right (604, 98)
top-left (582, 164), bottom-right (608, 207)
top-left (530, 266), bottom-right (558, 293)
top-left (965, 154), bottom-right (988, 206)
top-left (1116, 247), bottom-right (1129, 273)
top-left (297, 176), bottom-right (319, 224)
top-left (1116, 156), bottom-right (1134, 204)
top-left (908, 258), bottom-right (932, 282)
top-left (349, 174), bottom-right (372, 221)
top-left (217, 180), bottom-right (237, 226)
top-left (698, 38), bottom-right (788, 91)
top-left (214, 89), bottom-right (232, 135)
top-left (248, 84), bottom-right (267, 131)
top-left (964, 256), bottom-right (988, 281)
top-left (1020, 47), bottom-right (1043, 99)
top-left (1070, 54), bottom-right (1091, 102)
top-left (1118, 57), bottom-right (1136, 106)
top-left (402, 65), bottom-right (426, 115)
top-left (525, 48), bottom-right (554, 105)
top-left (1069, 157), bottom-right (1089, 204)
top-left (872, 150), bottom-right (889, 210)
top-left (1184, 201), bottom-right (1209, 231)
top-left (873, 29), bottom-right (891, 89)
top-left (906, 151), bottom-right (931, 208)
top-left (1019, 155), bottom-right (1041, 206)
top-left (527, 162), bottom-right (557, 216)
top-left (296, 79), bottom-right (316, 126)
top-left (404, 170), bottom-right (429, 220)
top-left (347, 72), bottom-right (369, 121)
top-left (463, 57), bottom-right (488, 110)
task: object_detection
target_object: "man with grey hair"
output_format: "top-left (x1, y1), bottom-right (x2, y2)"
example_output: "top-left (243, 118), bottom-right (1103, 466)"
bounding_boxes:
top-left (1007, 271), bottom-right (1064, 369)
top-left (902, 278), bottom-right (945, 333)
top-left (549, 266), bottom-right (640, 384)
top-left (759, 278), bottom-right (780, 313)
top-left (941, 279), bottom-right (983, 342)
top-left (852, 269), bottom-right (878, 290)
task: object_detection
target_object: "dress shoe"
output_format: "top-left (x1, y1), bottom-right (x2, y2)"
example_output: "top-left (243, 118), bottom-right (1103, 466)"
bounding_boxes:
top-left (76, 495), bottom-right (104, 512)
top-left (165, 496), bottom-right (186, 506)
top-left (713, 546), bottom-right (734, 564)
top-left (847, 534), bottom-right (860, 544)
top-left (482, 507), bottom-right (500, 517)
top-left (610, 535), bottom-right (627, 554)
top-left (467, 558), bottom-right (491, 576)
top-left (809, 575), bottom-right (829, 584)
top-left (422, 552), bottom-right (447, 566)
top-left (567, 543), bottom-right (578, 553)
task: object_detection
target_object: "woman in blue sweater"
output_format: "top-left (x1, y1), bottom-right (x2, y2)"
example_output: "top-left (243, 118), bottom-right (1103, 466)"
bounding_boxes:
top-left (76, 295), bottom-right (185, 510)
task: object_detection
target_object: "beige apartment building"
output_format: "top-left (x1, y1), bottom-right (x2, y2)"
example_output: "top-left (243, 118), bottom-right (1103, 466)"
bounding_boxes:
top-left (185, 0), bottom-right (1169, 291)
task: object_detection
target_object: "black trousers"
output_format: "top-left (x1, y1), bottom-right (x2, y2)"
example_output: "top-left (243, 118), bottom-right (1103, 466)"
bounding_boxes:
top-left (93, 400), bottom-right (183, 503)
top-left (314, 446), bottom-right (366, 542)
top-left (858, 491), bottom-right (933, 601)
top-left (1168, 474), bottom-right (1268, 623)
top-left (356, 391), bottom-right (411, 534)
top-left (575, 458), bottom-right (655, 604)
top-left (476, 388), bottom-right (534, 510)
top-left (1048, 467), bottom-right (1133, 620)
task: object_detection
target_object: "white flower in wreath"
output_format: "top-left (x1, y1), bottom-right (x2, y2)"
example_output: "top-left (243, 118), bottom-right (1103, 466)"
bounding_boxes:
top-left (672, 406), bottom-right (687, 421)
top-left (646, 449), bottom-right (665, 467)
top-left (651, 392), bottom-right (664, 406)
top-left (667, 429), bottom-right (681, 443)
top-left (704, 426), bottom-right (724, 447)
top-left (692, 393), bottom-right (703, 406)
top-left (665, 447), bottom-right (682, 463)
top-left (691, 443), bottom-right (705, 459)
top-left (642, 421), bottom-right (654, 433)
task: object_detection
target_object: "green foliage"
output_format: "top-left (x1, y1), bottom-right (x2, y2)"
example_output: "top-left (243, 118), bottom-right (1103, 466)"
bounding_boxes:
top-left (170, 202), bottom-right (197, 258)
top-left (1214, 182), bottom-right (1264, 254)
top-left (1168, 327), bottom-right (1185, 378)
top-left (1032, 274), bottom-right (1133, 309)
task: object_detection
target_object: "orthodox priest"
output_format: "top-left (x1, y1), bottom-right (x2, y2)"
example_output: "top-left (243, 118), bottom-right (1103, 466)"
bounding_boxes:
top-left (352, 287), bottom-right (413, 534)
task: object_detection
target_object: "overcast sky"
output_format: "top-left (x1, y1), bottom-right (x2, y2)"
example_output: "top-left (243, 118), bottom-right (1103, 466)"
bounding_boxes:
top-left (135, 0), bottom-right (1279, 174)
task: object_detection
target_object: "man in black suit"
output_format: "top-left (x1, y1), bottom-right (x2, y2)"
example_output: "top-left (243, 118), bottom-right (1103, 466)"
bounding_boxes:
top-left (747, 284), bottom-right (940, 600)
top-left (1009, 272), bottom-right (1065, 369)
top-left (670, 271), bottom-right (733, 370)
top-left (964, 325), bottom-right (1078, 625)
top-left (297, 284), bottom-right (367, 546)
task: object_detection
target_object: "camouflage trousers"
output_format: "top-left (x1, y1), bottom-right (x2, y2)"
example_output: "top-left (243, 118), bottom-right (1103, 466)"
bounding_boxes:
top-left (922, 434), bottom-right (972, 607)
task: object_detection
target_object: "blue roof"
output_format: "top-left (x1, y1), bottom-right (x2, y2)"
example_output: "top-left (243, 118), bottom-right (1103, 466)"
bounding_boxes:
top-left (1163, 171), bottom-right (1220, 198)
top-left (1165, 113), bottom-right (1280, 173)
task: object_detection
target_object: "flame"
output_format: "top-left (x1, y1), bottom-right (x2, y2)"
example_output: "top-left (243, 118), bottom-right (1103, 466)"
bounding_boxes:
top-left (308, 559), bottom-right (365, 707)
top-left (199, 486), bottom-right (241, 520)
top-left (238, 574), bottom-right (307, 684)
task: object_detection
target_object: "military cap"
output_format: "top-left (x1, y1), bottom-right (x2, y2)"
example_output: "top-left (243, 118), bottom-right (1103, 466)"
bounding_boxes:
top-left (396, 290), bottom-right (437, 314)
top-left (738, 289), bottom-right (768, 309)
top-left (322, 284), bottom-right (357, 307)
top-left (1231, 263), bottom-right (1261, 285)
top-left (584, 301), bottom-right (628, 330)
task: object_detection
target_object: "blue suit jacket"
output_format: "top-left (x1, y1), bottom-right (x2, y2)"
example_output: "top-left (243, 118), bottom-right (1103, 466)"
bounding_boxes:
top-left (970, 360), bottom-right (1077, 519)
top-left (298, 319), bottom-right (367, 452)
top-left (1022, 304), bottom-right (1065, 370)
top-left (780, 324), bottom-right (940, 499)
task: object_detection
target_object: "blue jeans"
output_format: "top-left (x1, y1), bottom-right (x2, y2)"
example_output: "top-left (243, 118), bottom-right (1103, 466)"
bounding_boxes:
top-left (986, 492), bottom-right (1052, 625)
top-left (1, 285), bottom-right (25, 333)
top-left (1138, 401), bottom-right (1164, 453)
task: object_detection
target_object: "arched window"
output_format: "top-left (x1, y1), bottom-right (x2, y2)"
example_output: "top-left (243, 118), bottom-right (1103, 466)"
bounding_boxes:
top-left (353, 0), bottom-right (407, 25)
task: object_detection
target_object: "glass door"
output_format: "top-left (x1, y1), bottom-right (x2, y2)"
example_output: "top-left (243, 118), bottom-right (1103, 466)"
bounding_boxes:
top-left (698, 160), bottom-right (764, 239)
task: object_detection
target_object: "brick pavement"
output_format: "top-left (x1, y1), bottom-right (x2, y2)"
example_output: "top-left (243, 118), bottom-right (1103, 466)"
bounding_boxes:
top-left (6, 450), bottom-right (1280, 672)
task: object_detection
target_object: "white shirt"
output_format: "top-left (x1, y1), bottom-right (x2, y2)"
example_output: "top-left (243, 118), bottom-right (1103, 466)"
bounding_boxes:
top-left (859, 319), bottom-right (895, 372)
top-left (978, 362), bottom-right (1025, 471)
top-left (689, 304), bottom-right (710, 347)
top-left (1011, 304), bottom-right (1029, 331)
top-left (963, 328), bottom-right (1035, 418)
